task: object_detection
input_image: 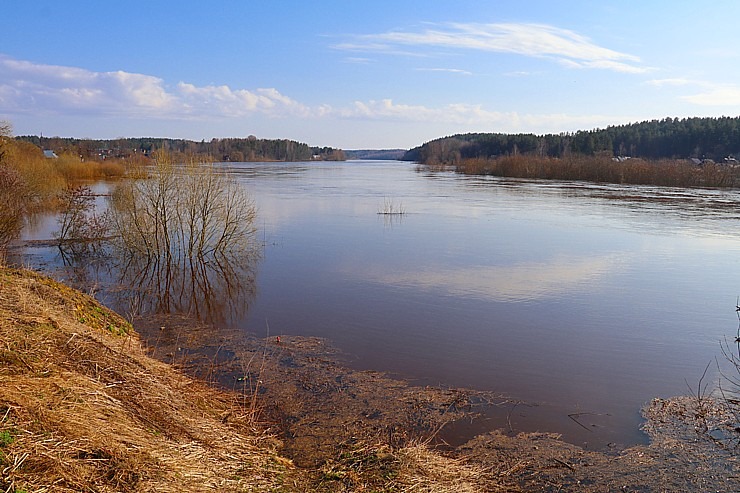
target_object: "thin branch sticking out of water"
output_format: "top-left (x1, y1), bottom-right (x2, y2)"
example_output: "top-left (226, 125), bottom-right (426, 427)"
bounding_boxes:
top-left (378, 198), bottom-right (406, 216)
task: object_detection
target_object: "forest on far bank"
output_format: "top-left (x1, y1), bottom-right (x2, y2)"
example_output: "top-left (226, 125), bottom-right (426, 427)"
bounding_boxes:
top-left (404, 116), bottom-right (740, 165)
top-left (15, 135), bottom-right (345, 162)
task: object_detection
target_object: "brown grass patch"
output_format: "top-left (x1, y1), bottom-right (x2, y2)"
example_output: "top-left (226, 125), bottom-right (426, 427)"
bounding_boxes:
top-left (0, 268), bottom-right (294, 492)
top-left (395, 442), bottom-right (497, 492)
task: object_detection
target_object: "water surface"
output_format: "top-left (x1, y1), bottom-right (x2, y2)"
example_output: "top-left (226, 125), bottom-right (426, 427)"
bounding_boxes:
top-left (17, 160), bottom-right (740, 449)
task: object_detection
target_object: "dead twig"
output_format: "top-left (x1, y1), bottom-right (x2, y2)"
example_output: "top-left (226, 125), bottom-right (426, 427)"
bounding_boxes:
top-left (552, 458), bottom-right (575, 472)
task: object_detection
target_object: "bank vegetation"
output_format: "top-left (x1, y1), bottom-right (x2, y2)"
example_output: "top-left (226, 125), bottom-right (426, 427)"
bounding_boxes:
top-left (449, 155), bottom-right (740, 188)
top-left (0, 122), bottom-right (132, 263)
top-left (407, 117), bottom-right (740, 188)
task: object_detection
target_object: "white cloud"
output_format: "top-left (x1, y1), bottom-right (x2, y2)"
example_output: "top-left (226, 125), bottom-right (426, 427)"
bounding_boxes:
top-left (329, 98), bottom-right (617, 132)
top-left (415, 67), bottom-right (473, 75)
top-left (0, 54), bottom-right (640, 142)
top-left (176, 83), bottom-right (310, 117)
top-left (645, 78), bottom-right (696, 87)
top-left (336, 22), bottom-right (648, 73)
top-left (682, 85), bottom-right (740, 106)
top-left (0, 54), bottom-right (310, 119)
top-left (646, 77), bottom-right (740, 106)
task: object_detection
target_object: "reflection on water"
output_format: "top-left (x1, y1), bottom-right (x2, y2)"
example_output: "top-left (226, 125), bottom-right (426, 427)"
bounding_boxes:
top-left (348, 252), bottom-right (627, 302)
top-left (16, 160), bottom-right (740, 450)
top-left (112, 252), bottom-right (258, 326)
top-left (15, 179), bottom-right (260, 327)
top-left (14, 242), bottom-right (260, 328)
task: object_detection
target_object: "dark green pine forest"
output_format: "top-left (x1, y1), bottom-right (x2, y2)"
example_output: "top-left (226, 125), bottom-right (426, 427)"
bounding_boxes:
top-left (404, 117), bottom-right (740, 164)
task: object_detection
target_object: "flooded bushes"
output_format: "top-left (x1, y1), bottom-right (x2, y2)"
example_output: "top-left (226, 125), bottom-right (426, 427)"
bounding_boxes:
top-left (107, 151), bottom-right (259, 321)
top-left (110, 150), bottom-right (257, 261)
top-left (454, 156), bottom-right (740, 188)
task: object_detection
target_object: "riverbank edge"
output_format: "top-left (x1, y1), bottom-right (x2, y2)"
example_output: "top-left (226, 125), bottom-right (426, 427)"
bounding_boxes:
top-left (1, 267), bottom-right (737, 491)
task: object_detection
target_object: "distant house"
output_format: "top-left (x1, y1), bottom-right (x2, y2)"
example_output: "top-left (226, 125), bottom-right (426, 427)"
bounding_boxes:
top-left (43, 150), bottom-right (58, 159)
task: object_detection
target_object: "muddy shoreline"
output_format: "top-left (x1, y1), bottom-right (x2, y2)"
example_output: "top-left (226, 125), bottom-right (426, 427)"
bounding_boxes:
top-left (134, 314), bottom-right (740, 491)
top-left (134, 314), bottom-right (511, 467)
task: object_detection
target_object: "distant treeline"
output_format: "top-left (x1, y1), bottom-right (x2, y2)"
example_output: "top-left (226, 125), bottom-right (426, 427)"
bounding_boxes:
top-left (404, 116), bottom-right (740, 164)
top-left (344, 149), bottom-right (406, 160)
top-left (16, 135), bottom-right (345, 162)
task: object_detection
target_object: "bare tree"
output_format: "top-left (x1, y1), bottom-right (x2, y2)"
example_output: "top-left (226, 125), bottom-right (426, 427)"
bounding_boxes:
top-left (110, 151), bottom-right (257, 259)
top-left (107, 151), bottom-right (259, 320)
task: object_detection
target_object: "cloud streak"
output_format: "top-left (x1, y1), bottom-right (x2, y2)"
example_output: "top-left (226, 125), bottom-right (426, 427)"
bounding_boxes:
top-left (646, 77), bottom-right (740, 106)
top-left (335, 98), bottom-right (619, 132)
top-left (335, 22), bottom-right (648, 73)
top-left (415, 67), bottom-right (473, 75)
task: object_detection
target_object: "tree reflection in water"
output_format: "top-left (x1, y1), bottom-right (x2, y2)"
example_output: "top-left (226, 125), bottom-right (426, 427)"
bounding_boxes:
top-left (114, 247), bottom-right (259, 327)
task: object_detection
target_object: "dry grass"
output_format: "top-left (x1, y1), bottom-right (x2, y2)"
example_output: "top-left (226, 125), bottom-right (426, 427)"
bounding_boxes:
top-left (0, 267), bottom-right (294, 492)
top-left (0, 267), bottom-right (507, 492)
top-left (310, 440), bottom-right (499, 492)
top-left (394, 443), bottom-right (497, 492)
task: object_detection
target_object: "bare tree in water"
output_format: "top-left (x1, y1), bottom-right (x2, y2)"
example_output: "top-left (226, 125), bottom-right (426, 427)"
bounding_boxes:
top-left (107, 151), bottom-right (259, 323)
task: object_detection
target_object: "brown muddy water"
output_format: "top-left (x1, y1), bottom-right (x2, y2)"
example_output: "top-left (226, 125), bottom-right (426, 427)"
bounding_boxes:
top-left (13, 160), bottom-right (740, 451)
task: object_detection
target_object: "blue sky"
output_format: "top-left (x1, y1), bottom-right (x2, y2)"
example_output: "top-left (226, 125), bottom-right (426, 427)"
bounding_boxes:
top-left (2, 0), bottom-right (740, 149)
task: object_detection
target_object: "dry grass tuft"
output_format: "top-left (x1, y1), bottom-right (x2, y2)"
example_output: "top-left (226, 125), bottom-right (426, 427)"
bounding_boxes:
top-left (0, 267), bottom-right (294, 492)
top-left (395, 443), bottom-right (498, 492)
top-left (310, 440), bottom-right (501, 493)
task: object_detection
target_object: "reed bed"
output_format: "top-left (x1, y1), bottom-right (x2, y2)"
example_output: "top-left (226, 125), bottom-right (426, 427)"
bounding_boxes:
top-left (455, 155), bottom-right (740, 188)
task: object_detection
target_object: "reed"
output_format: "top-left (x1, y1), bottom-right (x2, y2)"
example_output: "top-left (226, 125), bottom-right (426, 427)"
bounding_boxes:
top-left (455, 155), bottom-right (740, 188)
top-left (378, 197), bottom-right (406, 215)
top-left (54, 154), bottom-right (127, 181)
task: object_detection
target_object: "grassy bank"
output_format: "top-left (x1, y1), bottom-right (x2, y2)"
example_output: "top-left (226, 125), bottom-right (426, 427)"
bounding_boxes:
top-left (1, 267), bottom-right (737, 492)
top-left (0, 268), bottom-right (495, 492)
top-left (450, 155), bottom-right (740, 188)
top-left (0, 267), bottom-right (295, 492)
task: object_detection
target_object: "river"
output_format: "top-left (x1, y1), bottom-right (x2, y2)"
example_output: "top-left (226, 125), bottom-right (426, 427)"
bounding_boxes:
top-left (15, 159), bottom-right (740, 450)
